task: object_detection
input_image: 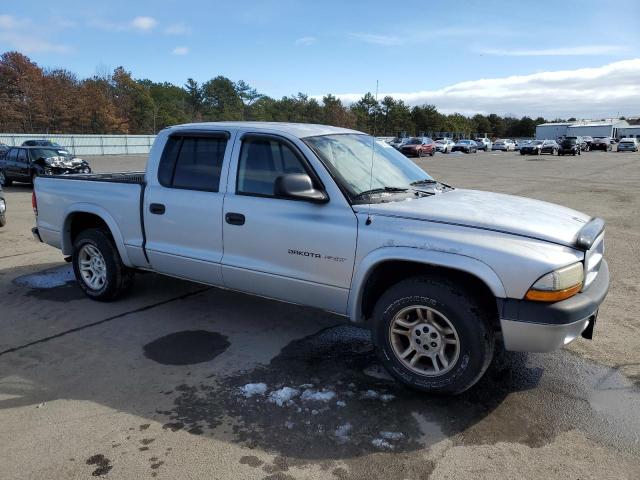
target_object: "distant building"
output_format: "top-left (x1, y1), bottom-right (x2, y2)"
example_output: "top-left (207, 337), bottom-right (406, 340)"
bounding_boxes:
top-left (536, 119), bottom-right (630, 140)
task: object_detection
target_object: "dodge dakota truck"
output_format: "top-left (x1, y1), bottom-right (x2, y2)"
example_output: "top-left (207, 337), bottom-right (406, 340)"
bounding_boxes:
top-left (32, 122), bottom-right (609, 394)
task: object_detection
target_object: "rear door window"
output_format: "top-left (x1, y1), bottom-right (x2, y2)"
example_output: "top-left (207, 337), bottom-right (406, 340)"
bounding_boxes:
top-left (158, 134), bottom-right (227, 191)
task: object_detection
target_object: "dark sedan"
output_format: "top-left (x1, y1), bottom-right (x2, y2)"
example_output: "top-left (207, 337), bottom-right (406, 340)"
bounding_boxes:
top-left (0, 146), bottom-right (91, 186)
top-left (591, 137), bottom-right (612, 151)
top-left (451, 139), bottom-right (478, 153)
top-left (520, 140), bottom-right (559, 155)
top-left (399, 137), bottom-right (436, 157)
top-left (21, 139), bottom-right (63, 147)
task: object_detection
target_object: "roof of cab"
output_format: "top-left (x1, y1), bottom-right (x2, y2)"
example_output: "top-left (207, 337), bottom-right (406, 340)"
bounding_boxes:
top-left (169, 121), bottom-right (362, 138)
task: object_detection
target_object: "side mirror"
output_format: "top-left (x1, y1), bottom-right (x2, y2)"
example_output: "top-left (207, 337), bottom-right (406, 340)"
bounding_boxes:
top-left (274, 174), bottom-right (328, 203)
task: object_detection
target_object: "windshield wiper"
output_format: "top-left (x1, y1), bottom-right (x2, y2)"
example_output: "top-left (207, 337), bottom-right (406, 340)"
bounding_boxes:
top-left (410, 178), bottom-right (437, 186)
top-left (354, 186), bottom-right (410, 199)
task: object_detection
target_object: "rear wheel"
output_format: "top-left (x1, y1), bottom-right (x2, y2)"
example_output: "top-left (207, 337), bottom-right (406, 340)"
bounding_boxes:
top-left (372, 276), bottom-right (495, 395)
top-left (72, 228), bottom-right (134, 301)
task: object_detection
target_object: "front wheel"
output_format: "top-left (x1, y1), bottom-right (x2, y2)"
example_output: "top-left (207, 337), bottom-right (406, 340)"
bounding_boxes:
top-left (372, 276), bottom-right (495, 395)
top-left (0, 169), bottom-right (11, 187)
top-left (430, 148), bottom-right (435, 157)
top-left (72, 228), bottom-right (134, 301)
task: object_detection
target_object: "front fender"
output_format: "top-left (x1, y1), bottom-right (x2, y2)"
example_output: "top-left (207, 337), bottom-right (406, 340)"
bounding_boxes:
top-left (61, 203), bottom-right (133, 267)
top-left (347, 246), bottom-right (506, 322)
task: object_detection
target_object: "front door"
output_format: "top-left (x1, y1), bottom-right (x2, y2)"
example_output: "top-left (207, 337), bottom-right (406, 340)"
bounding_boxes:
top-left (221, 134), bottom-right (358, 315)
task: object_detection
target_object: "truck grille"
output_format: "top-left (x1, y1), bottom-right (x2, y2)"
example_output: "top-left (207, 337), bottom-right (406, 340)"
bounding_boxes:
top-left (583, 233), bottom-right (604, 289)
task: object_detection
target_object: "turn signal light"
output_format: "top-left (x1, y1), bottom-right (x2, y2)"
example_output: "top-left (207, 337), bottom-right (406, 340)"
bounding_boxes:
top-left (525, 283), bottom-right (582, 302)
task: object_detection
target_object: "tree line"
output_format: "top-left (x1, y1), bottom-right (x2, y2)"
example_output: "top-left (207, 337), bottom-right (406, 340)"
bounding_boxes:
top-left (1, 51), bottom-right (551, 138)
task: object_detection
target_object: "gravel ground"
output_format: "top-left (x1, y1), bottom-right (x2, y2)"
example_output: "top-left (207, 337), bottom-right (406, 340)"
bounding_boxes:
top-left (0, 148), bottom-right (639, 479)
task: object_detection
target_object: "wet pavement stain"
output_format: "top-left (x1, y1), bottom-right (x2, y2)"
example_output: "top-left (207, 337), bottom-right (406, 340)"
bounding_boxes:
top-left (156, 325), bottom-right (640, 464)
top-left (85, 454), bottom-right (112, 476)
top-left (143, 330), bottom-right (230, 365)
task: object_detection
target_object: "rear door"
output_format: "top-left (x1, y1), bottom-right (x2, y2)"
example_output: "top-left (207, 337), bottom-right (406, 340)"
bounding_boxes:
top-left (16, 149), bottom-right (30, 180)
top-left (143, 130), bottom-right (234, 285)
top-left (221, 132), bottom-right (358, 314)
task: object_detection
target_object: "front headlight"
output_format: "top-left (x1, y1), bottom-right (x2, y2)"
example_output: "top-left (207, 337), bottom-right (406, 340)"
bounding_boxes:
top-left (0, 198), bottom-right (5, 214)
top-left (525, 262), bottom-right (584, 302)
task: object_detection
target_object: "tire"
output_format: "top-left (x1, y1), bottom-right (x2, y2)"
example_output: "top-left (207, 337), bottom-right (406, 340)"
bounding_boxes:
top-left (418, 149), bottom-right (424, 158)
top-left (0, 169), bottom-right (12, 187)
top-left (372, 275), bottom-right (495, 395)
top-left (430, 148), bottom-right (435, 157)
top-left (520, 151), bottom-right (525, 156)
top-left (72, 228), bottom-right (134, 301)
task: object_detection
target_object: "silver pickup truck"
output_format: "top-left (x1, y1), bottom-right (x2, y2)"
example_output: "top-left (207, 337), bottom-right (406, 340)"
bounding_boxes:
top-left (32, 122), bottom-right (609, 394)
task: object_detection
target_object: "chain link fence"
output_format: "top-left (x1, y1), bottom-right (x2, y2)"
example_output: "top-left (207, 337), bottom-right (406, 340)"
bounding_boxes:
top-left (0, 134), bottom-right (156, 156)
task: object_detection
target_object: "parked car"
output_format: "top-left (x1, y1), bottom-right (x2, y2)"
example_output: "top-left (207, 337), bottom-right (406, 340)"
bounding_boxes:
top-left (0, 146), bottom-right (91, 186)
top-left (581, 136), bottom-right (594, 150)
top-left (520, 140), bottom-right (559, 155)
top-left (32, 121), bottom-right (609, 395)
top-left (564, 136), bottom-right (588, 151)
top-left (474, 138), bottom-right (492, 151)
top-left (617, 138), bottom-right (639, 152)
top-left (0, 142), bottom-right (10, 160)
top-left (558, 138), bottom-right (582, 156)
top-left (388, 137), bottom-right (409, 150)
top-left (492, 139), bottom-right (516, 151)
top-left (590, 137), bottom-right (613, 151)
top-left (0, 185), bottom-right (5, 227)
top-left (452, 139), bottom-right (478, 153)
top-left (435, 138), bottom-right (455, 154)
top-left (21, 140), bottom-right (63, 147)
top-left (399, 137), bottom-right (436, 157)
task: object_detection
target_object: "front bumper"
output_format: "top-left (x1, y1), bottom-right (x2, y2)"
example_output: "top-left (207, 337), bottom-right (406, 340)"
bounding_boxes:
top-left (498, 259), bottom-right (609, 352)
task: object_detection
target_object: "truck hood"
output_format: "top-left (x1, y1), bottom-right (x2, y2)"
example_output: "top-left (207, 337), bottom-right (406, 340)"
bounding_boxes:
top-left (359, 189), bottom-right (591, 248)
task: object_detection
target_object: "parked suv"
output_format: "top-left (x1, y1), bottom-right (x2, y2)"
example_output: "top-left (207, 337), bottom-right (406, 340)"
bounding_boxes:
top-left (558, 138), bottom-right (581, 156)
top-left (399, 137), bottom-right (436, 157)
top-left (435, 138), bottom-right (455, 154)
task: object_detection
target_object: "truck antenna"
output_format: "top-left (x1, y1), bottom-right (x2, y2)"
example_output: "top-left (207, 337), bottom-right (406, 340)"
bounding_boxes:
top-left (365, 80), bottom-right (379, 226)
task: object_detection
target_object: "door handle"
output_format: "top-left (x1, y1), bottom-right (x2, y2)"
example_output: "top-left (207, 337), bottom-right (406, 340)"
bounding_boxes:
top-left (225, 212), bottom-right (245, 226)
top-left (150, 203), bottom-right (165, 215)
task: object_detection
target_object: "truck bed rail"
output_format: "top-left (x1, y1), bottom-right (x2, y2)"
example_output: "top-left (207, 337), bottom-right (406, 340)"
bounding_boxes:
top-left (44, 172), bottom-right (146, 184)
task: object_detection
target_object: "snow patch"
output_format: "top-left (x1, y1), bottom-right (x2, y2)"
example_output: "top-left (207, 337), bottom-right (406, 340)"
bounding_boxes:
top-left (267, 387), bottom-right (300, 407)
top-left (380, 394), bottom-right (395, 402)
top-left (336, 400), bottom-right (346, 407)
top-left (334, 423), bottom-right (352, 443)
top-left (379, 431), bottom-right (404, 441)
top-left (371, 438), bottom-right (394, 449)
top-left (300, 389), bottom-right (336, 402)
top-left (14, 265), bottom-right (75, 289)
top-left (361, 389), bottom-right (379, 399)
top-left (240, 383), bottom-right (267, 398)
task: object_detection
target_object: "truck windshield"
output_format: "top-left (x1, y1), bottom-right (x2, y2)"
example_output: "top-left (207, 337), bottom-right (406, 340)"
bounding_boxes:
top-left (304, 133), bottom-right (434, 200)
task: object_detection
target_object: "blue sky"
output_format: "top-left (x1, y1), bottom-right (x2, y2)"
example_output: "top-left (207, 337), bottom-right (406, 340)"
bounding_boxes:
top-left (2, 0), bottom-right (640, 117)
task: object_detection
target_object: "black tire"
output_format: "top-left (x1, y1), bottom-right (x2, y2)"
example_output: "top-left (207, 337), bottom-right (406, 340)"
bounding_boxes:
top-left (430, 148), bottom-right (435, 157)
top-left (372, 275), bottom-right (495, 395)
top-left (418, 149), bottom-right (424, 158)
top-left (520, 151), bottom-right (525, 155)
top-left (0, 169), bottom-right (11, 187)
top-left (72, 228), bottom-right (134, 301)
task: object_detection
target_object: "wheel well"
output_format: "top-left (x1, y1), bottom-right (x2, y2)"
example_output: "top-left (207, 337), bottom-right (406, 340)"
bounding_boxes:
top-left (360, 260), bottom-right (499, 328)
top-left (66, 212), bottom-right (112, 248)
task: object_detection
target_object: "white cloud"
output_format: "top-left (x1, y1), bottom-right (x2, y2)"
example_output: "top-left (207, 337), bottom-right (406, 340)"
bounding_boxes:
top-left (317, 59), bottom-right (640, 118)
top-left (349, 32), bottom-right (402, 46)
top-left (294, 36), bottom-right (316, 46)
top-left (130, 16), bottom-right (157, 32)
top-left (478, 45), bottom-right (627, 56)
top-left (171, 46), bottom-right (189, 55)
top-left (0, 14), bottom-right (71, 53)
top-left (165, 22), bottom-right (190, 35)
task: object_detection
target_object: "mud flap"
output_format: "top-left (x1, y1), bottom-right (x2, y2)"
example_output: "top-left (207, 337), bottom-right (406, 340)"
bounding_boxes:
top-left (581, 311), bottom-right (598, 340)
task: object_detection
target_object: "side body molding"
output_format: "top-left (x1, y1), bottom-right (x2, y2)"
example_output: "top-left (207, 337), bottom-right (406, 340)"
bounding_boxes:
top-left (347, 246), bottom-right (507, 322)
top-left (61, 203), bottom-right (133, 267)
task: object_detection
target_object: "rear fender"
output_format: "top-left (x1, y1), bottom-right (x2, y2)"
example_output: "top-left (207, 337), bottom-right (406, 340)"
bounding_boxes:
top-left (62, 203), bottom-right (132, 266)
